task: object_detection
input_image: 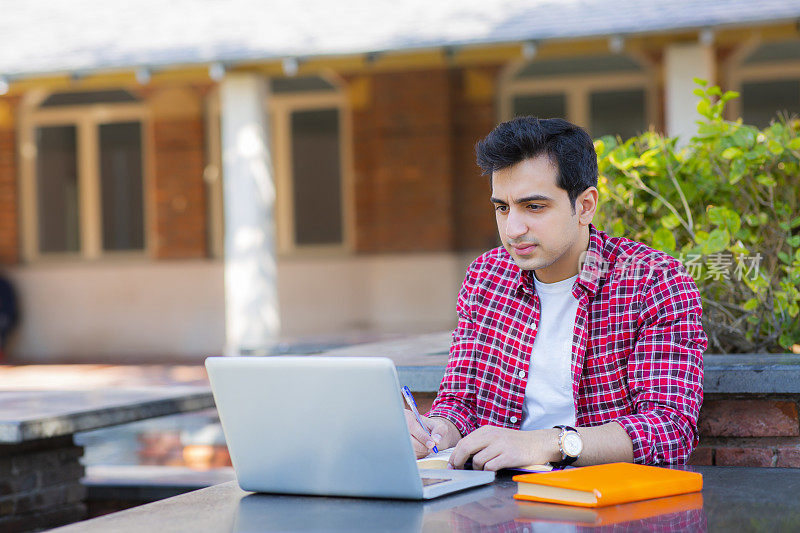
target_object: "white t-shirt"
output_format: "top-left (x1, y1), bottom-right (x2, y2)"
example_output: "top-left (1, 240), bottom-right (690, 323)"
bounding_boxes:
top-left (520, 272), bottom-right (579, 431)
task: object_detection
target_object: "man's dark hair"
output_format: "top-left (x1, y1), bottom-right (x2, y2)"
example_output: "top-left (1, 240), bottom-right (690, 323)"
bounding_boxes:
top-left (475, 117), bottom-right (598, 208)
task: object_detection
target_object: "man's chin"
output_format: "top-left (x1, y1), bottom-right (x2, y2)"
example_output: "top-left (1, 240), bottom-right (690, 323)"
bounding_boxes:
top-left (510, 254), bottom-right (546, 271)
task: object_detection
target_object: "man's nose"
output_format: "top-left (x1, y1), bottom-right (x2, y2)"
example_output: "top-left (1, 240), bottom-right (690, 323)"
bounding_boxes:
top-left (505, 211), bottom-right (527, 240)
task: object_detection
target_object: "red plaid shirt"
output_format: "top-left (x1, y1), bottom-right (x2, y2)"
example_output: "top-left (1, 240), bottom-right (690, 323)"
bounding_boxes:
top-left (427, 224), bottom-right (706, 465)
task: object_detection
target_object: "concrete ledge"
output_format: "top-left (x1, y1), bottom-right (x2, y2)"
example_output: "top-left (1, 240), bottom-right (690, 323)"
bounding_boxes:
top-left (703, 355), bottom-right (800, 394)
top-left (322, 333), bottom-right (800, 394)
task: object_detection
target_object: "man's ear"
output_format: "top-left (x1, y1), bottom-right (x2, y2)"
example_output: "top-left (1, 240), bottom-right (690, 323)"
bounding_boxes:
top-left (576, 187), bottom-right (598, 226)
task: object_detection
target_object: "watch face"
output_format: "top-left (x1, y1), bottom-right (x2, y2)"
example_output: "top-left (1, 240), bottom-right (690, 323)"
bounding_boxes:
top-left (563, 432), bottom-right (583, 457)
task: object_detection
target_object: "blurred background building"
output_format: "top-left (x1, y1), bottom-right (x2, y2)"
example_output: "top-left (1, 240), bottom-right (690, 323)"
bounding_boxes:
top-left (1, 0), bottom-right (799, 362)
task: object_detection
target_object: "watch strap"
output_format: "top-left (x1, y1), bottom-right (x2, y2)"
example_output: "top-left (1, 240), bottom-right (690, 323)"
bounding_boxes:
top-left (550, 425), bottom-right (580, 470)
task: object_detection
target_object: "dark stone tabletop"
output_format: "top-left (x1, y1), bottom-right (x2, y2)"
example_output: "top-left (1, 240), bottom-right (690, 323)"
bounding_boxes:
top-left (0, 387), bottom-right (213, 443)
top-left (49, 466), bottom-right (800, 532)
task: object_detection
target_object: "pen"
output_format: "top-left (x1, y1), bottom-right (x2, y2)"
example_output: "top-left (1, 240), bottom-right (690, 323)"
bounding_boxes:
top-left (401, 386), bottom-right (438, 453)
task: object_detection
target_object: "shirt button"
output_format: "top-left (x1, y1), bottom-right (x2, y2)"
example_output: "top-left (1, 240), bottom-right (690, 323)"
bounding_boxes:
top-left (510, 416), bottom-right (518, 424)
top-left (518, 370), bottom-right (526, 379)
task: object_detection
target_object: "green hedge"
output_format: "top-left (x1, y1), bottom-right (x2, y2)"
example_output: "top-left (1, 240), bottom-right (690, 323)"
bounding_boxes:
top-left (594, 80), bottom-right (799, 354)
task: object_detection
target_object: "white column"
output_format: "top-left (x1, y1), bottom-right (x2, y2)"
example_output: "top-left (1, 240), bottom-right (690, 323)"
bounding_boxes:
top-left (664, 43), bottom-right (716, 143)
top-left (220, 74), bottom-right (279, 356)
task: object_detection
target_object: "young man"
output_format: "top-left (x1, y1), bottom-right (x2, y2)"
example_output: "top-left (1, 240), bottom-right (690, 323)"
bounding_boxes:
top-left (405, 117), bottom-right (706, 470)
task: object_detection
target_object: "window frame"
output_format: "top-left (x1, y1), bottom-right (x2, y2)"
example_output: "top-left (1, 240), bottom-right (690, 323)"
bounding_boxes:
top-left (723, 37), bottom-right (800, 122)
top-left (18, 88), bottom-right (152, 262)
top-left (269, 87), bottom-right (353, 256)
top-left (205, 74), bottom-right (354, 258)
top-left (498, 53), bottom-right (659, 135)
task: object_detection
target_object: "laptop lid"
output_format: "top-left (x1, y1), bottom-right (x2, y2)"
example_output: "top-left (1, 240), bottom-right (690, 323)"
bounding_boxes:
top-left (206, 356), bottom-right (432, 499)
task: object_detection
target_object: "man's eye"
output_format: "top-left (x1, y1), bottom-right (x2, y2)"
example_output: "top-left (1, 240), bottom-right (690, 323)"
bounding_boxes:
top-left (495, 205), bottom-right (508, 213)
top-left (527, 204), bottom-right (543, 211)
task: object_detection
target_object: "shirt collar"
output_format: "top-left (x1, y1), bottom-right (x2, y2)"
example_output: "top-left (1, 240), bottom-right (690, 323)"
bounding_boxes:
top-left (515, 224), bottom-right (606, 298)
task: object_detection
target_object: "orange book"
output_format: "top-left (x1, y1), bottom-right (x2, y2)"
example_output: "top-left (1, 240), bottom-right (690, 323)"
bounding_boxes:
top-left (515, 492), bottom-right (704, 527)
top-left (512, 463), bottom-right (703, 508)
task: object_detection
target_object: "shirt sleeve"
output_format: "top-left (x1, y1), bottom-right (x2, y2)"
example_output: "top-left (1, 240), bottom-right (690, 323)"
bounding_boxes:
top-left (614, 264), bottom-right (707, 465)
top-left (425, 262), bottom-right (481, 437)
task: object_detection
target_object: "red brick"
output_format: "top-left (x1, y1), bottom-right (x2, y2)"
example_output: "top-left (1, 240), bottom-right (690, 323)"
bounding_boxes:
top-left (699, 400), bottom-right (799, 437)
top-left (715, 447), bottom-right (774, 467)
top-left (0, 126), bottom-right (19, 265)
top-left (776, 446), bottom-right (800, 468)
top-left (349, 69), bottom-right (456, 253)
top-left (150, 112), bottom-right (208, 260)
top-left (686, 447), bottom-right (713, 466)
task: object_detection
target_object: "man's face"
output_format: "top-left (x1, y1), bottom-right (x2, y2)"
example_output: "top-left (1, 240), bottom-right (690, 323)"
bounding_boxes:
top-left (490, 155), bottom-right (580, 273)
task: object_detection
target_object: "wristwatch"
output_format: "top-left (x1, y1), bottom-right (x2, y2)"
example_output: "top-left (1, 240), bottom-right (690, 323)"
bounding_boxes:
top-left (550, 425), bottom-right (583, 469)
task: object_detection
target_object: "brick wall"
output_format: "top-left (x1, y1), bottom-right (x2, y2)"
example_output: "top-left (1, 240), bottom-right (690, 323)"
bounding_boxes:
top-left (416, 391), bottom-right (800, 468)
top-left (689, 395), bottom-right (800, 467)
top-left (0, 97), bottom-right (19, 265)
top-left (0, 436), bottom-right (86, 531)
top-left (349, 66), bottom-right (501, 254)
top-left (450, 67), bottom-right (502, 252)
top-left (351, 69), bottom-right (456, 253)
top-left (151, 116), bottom-right (208, 260)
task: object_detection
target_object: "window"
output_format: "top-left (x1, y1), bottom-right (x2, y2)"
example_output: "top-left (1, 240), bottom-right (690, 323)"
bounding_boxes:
top-left (741, 80), bottom-right (800, 129)
top-left (728, 40), bottom-right (800, 128)
top-left (502, 54), bottom-right (655, 139)
top-left (20, 89), bottom-right (148, 260)
top-left (590, 88), bottom-right (647, 139)
top-left (269, 75), bottom-right (351, 253)
top-left (289, 108), bottom-right (343, 246)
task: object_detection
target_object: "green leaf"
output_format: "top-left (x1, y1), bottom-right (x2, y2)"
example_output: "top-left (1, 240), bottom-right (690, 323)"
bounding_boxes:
top-left (788, 235), bottom-right (800, 248)
top-left (788, 137), bottom-right (800, 150)
top-left (659, 213), bottom-right (682, 231)
top-left (728, 159), bottom-right (746, 184)
top-left (652, 227), bottom-right (677, 253)
top-left (790, 216), bottom-right (800, 229)
top-left (767, 140), bottom-right (785, 155)
top-left (756, 174), bottom-right (777, 187)
top-left (692, 88), bottom-right (705, 97)
top-left (743, 298), bottom-right (759, 311)
top-left (779, 333), bottom-right (795, 350)
top-left (779, 251), bottom-right (791, 264)
top-left (693, 77), bottom-right (708, 87)
top-left (708, 206), bottom-right (741, 234)
top-left (745, 213), bottom-right (761, 227)
top-left (697, 99), bottom-right (712, 118)
top-left (721, 90), bottom-right (740, 103)
top-left (721, 147), bottom-right (742, 159)
top-left (702, 229), bottom-right (730, 255)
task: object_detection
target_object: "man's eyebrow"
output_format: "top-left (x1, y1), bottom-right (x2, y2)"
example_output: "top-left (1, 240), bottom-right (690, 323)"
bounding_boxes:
top-left (490, 194), bottom-right (554, 204)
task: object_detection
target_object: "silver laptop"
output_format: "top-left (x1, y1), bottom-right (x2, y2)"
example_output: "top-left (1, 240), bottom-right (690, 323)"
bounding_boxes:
top-left (205, 356), bottom-right (494, 499)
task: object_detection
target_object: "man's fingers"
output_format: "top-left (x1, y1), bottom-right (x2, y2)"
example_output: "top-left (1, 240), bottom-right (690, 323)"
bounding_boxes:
top-left (482, 455), bottom-right (508, 472)
top-left (471, 447), bottom-right (500, 471)
top-left (404, 411), bottom-right (437, 451)
top-left (449, 434), bottom-right (480, 468)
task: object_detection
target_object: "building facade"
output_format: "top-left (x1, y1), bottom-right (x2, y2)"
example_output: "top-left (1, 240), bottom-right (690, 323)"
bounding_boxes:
top-left (1, 16), bottom-right (800, 361)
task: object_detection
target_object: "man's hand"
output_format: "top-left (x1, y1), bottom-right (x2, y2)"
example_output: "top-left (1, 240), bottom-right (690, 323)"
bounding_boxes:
top-left (448, 426), bottom-right (561, 471)
top-left (404, 411), bottom-right (461, 459)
